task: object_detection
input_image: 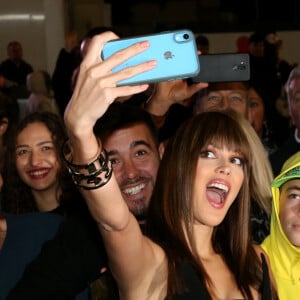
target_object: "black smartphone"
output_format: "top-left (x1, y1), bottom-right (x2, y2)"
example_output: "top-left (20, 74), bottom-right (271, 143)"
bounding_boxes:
top-left (190, 53), bottom-right (250, 83)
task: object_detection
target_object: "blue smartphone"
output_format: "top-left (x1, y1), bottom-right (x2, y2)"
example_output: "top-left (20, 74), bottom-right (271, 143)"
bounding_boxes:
top-left (101, 29), bottom-right (200, 86)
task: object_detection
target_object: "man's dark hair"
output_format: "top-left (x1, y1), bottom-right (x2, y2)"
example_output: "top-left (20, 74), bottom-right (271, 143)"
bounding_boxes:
top-left (94, 102), bottom-right (159, 146)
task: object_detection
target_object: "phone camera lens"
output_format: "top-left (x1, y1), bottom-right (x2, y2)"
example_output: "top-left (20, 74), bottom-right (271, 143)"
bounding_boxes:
top-left (183, 34), bottom-right (189, 40)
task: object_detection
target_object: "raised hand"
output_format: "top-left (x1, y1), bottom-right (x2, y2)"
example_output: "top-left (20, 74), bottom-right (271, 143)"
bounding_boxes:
top-left (64, 32), bottom-right (156, 158)
top-left (145, 79), bottom-right (208, 117)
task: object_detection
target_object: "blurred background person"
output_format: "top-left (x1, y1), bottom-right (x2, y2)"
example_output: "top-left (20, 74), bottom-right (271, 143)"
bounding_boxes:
top-left (264, 30), bottom-right (294, 87)
top-left (26, 70), bottom-right (60, 116)
top-left (236, 35), bottom-right (249, 53)
top-left (270, 65), bottom-right (300, 176)
top-left (196, 34), bottom-right (210, 54)
top-left (0, 41), bottom-right (33, 100)
top-left (248, 31), bottom-right (280, 103)
top-left (247, 83), bottom-right (279, 155)
top-left (51, 31), bottom-right (81, 116)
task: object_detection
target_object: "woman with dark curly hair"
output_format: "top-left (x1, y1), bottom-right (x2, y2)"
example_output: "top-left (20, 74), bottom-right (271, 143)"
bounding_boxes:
top-left (1, 112), bottom-right (81, 214)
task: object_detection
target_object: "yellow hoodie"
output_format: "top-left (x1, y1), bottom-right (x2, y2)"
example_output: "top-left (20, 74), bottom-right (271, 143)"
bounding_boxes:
top-left (261, 152), bottom-right (300, 300)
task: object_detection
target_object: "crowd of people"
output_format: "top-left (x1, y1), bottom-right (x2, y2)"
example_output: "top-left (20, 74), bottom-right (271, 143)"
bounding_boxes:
top-left (0, 27), bottom-right (300, 299)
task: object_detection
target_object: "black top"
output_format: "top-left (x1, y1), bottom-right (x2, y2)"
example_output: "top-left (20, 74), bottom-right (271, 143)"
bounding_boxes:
top-left (7, 208), bottom-right (107, 300)
top-left (0, 59), bottom-right (33, 99)
top-left (172, 254), bottom-right (272, 299)
top-left (0, 212), bottom-right (63, 300)
top-left (0, 59), bottom-right (33, 85)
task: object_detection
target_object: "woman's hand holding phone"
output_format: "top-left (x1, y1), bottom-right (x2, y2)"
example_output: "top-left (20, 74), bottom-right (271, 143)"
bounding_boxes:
top-left (64, 31), bottom-right (155, 149)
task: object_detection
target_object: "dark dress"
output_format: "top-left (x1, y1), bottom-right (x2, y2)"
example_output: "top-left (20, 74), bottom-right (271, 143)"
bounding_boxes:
top-left (172, 254), bottom-right (272, 299)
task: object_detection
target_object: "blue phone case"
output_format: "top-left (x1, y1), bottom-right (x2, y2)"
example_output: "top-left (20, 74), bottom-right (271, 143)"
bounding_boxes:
top-left (101, 30), bottom-right (200, 86)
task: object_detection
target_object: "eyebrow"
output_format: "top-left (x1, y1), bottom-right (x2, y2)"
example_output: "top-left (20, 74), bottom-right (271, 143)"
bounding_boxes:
top-left (107, 140), bottom-right (152, 156)
top-left (285, 185), bottom-right (300, 192)
top-left (16, 140), bottom-right (54, 149)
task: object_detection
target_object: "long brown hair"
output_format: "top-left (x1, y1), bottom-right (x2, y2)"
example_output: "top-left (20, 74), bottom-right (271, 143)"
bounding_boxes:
top-left (146, 110), bottom-right (273, 299)
top-left (1, 112), bottom-right (78, 214)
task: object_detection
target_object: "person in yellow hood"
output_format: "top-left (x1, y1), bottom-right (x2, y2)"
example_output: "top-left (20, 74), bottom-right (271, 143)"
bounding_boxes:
top-left (261, 151), bottom-right (300, 299)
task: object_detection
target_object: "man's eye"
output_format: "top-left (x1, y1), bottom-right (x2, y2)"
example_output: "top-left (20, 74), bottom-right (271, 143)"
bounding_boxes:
top-left (288, 193), bottom-right (300, 200)
top-left (230, 96), bottom-right (243, 103)
top-left (208, 95), bottom-right (221, 102)
top-left (136, 150), bottom-right (147, 157)
top-left (109, 158), bottom-right (118, 165)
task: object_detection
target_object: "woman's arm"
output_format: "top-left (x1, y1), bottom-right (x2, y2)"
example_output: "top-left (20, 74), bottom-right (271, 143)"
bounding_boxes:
top-left (64, 31), bottom-right (166, 296)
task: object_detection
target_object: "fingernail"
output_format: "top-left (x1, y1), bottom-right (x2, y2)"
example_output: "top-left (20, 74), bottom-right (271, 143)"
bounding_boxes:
top-left (139, 84), bottom-right (149, 90)
top-left (140, 41), bottom-right (150, 48)
top-left (148, 60), bottom-right (157, 66)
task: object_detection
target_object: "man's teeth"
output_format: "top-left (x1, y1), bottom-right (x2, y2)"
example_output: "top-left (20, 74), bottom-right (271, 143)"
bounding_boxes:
top-left (208, 183), bottom-right (229, 193)
top-left (123, 183), bottom-right (145, 195)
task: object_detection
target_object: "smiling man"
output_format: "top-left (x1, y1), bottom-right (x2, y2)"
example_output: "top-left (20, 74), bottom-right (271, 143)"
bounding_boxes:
top-left (94, 102), bottom-right (163, 223)
top-left (261, 151), bottom-right (300, 300)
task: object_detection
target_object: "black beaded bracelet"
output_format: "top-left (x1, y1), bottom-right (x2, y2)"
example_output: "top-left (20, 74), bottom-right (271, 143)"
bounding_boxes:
top-left (62, 139), bottom-right (112, 190)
